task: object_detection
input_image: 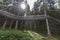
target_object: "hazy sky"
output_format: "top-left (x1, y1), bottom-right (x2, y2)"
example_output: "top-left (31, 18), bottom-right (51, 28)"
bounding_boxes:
top-left (27, 0), bottom-right (59, 10)
top-left (27, 0), bottom-right (37, 10)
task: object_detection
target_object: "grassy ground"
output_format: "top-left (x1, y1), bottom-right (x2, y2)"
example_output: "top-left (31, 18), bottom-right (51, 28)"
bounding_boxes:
top-left (0, 29), bottom-right (59, 40)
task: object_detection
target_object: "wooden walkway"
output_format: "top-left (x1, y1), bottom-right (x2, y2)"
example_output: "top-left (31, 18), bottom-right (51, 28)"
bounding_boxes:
top-left (0, 10), bottom-right (60, 36)
top-left (0, 10), bottom-right (46, 20)
top-left (0, 10), bottom-right (60, 22)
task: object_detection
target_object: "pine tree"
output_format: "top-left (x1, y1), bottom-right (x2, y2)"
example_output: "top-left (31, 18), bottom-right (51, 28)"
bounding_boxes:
top-left (33, 0), bottom-right (42, 15)
top-left (47, 0), bottom-right (56, 10)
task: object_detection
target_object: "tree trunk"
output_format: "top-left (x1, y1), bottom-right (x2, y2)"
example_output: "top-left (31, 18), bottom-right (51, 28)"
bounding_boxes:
top-left (43, 0), bottom-right (51, 36)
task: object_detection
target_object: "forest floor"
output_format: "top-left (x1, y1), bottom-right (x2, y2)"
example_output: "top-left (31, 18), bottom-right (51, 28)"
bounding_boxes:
top-left (0, 29), bottom-right (59, 40)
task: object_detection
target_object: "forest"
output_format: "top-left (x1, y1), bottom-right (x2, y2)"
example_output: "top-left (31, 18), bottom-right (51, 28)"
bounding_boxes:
top-left (0, 0), bottom-right (60, 40)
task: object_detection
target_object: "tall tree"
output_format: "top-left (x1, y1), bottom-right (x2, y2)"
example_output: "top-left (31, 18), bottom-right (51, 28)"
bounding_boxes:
top-left (33, 0), bottom-right (42, 15)
top-left (47, 0), bottom-right (56, 10)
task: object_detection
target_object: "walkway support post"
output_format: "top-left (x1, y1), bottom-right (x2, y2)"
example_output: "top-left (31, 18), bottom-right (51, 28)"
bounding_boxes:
top-left (15, 20), bottom-right (18, 29)
top-left (34, 21), bottom-right (36, 31)
top-left (20, 21), bottom-right (23, 30)
top-left (29, 21), bottom-right (32, 30)
top-left (9, 20), bottom-right (13, 29)
top-left (43, 0), bottom-right (51, 36)
top-left (2, 20), bottom-right (7, 29)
